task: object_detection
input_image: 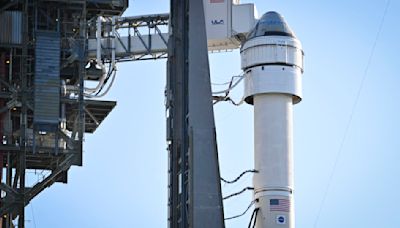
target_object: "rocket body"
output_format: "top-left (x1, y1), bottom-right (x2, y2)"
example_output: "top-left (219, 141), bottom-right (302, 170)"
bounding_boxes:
top-left (253, 91), bottom-right (295, 227)
top-left (241, 12), bottom-right (304, 228)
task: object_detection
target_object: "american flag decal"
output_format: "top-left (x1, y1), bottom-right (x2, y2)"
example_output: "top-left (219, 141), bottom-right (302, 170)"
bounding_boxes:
top-left (210, 0), bottom-right (224, 3)
top-left (270, 199), bottom-right (290, 212)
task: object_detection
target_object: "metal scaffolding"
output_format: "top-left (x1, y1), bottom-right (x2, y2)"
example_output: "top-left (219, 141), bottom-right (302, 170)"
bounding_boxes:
top-left (87, 13), bottom-right (169, 62)
top-left (0, 0), bottom-right (124, 227)
top-left (1, 1), bottom-right (226, 227)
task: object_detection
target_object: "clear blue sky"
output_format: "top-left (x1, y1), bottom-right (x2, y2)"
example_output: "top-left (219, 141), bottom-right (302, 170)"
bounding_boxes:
top-left (28, 0), bottom-right (400, 227)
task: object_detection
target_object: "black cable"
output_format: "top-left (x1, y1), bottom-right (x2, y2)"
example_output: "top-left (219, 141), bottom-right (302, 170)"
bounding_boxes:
top-left (213, 96), bottom-right (243, 106)
top-left (221, 169), bottom-right (258, 184)
top-left (212, 75), bottom-right (244, 106)
top-left (227, 97), bottom-right (241, 106)
top-left (95, 61), bottom-right (113, 95)
top-left (223, 186), bottom-right (254, 200)
top-left (247, 207), bottom-right (259, 228)
top-left (225, 76), bottom-right (234, 97)
top-left (252, 208), bottom-right (259, 228)
top-left (224, 200), bottom-right (255, 220)
top-left (212, 95), bottom-right (229, 105)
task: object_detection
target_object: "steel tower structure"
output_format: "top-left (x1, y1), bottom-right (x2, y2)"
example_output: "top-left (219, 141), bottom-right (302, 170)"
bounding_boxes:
top-left (0, 1), bottom-right (126, 227)
top-left (166, 0), bottom-right (224, 227)
top-left (0, 1), bottom-right (293, 228)
top-left (0, 0), bottom-right (225, 226)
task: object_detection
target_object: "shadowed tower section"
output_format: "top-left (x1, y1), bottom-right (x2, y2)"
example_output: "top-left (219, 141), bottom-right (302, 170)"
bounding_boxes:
top-left (166, 0), bottom-right (225, 227)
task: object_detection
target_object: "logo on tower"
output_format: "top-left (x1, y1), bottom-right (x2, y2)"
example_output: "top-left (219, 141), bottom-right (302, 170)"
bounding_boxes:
top-left (276, 215), bottom-right (286, 224)
top-left (211, 19), bottom-right (224, 25)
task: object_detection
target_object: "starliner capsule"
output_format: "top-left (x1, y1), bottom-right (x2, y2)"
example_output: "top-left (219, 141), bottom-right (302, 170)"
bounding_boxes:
top-left (241, 12), bottom-right (304, 228)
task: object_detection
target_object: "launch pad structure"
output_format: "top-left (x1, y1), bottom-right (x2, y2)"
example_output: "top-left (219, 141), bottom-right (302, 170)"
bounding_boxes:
top-left (0, 0), bottom-right (225, 226)
top-left (0, 0), bottom-right (304, 228)
top-left (0, 1), bottom-right (125, 227)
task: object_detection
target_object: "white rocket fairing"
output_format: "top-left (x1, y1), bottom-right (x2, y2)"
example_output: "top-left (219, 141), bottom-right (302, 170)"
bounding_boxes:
top-left (241, 12), bottom-right (304, 228)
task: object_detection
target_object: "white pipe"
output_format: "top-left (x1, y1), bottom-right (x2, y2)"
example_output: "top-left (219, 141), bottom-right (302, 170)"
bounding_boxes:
top-left (85, 16), bottom-right (107, 94)
top-left (85, 16), bottom-right (117, 95)
top-left (111, 17), bottom-right (116, 70)
top-left (61, 103), bottom-right (66, 130)
top-left (84, 64), bottom-right (106, 93)
top-left (84, 70), bottom-right (116, 98)
top-left (96, 16), bottom-right (102, 64)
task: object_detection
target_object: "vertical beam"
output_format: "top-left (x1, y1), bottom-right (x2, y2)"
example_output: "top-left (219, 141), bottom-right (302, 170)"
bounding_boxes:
top-left (167, 0), bottom-right (189, 227)
top-left (18, 0), bottom-right (30, 226)
top-left (187, 0), bottom-right (224, 227)
top-left (167, 0), bottom-right (225, 227)
top-left (6, 153), bottom-right (11, 228)
top-left (77, 1), bottom-right (87, 167)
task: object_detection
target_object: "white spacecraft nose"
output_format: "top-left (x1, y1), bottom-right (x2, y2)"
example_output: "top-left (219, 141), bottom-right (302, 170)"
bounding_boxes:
top-left (240, 11), bottom-right (304, 105)
top-left (247, 11), bottom-right (296, 39)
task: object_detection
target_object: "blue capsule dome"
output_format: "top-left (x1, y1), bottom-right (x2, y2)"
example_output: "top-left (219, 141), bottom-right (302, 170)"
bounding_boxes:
top-left (247, 11), bottom-right (296, 39)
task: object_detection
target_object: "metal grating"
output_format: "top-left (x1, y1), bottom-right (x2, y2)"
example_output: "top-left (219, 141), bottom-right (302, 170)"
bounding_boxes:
top-left (0, 11), bottom-right (22, 45)
top-left (65, 99), bottom-right (116, 133)
top-left (88, 0), bottom-right (126, 7)
top-left (87, 0), bottom-right (128, 16)
top-left (34, 31), bottom-right (61, 129)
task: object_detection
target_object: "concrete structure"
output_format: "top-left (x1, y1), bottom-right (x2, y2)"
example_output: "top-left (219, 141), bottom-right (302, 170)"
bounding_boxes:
top-left (241, 11), bottom-right (304, 228)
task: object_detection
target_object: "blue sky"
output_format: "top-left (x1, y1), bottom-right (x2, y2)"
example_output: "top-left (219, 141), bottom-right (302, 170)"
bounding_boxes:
top-left (28, 0), bottom-right (400, 227)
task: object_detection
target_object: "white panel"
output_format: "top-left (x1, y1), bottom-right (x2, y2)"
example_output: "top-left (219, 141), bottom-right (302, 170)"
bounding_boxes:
top-left (241, 36), bottom-right (304, 71)
top-left (244, 65), bottom-right (302, 104)
top-left (203, 0), bottom-right (230, 40)
top-left (232, 4), bottom-right (256, 35)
